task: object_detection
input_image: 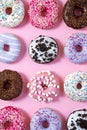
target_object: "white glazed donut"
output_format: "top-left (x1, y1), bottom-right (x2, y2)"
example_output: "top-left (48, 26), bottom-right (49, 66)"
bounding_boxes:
top-left (0, 0), bottom-right (25, 28)
top-left (0, 33), bottom-right (21, 63)
top-left (64, 71), bottom-right (87, 101)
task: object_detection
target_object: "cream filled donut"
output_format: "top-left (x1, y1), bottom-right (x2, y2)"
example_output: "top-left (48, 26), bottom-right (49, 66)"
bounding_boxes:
top-left (0, 106), bottom-right (25, 130)
top-left (0, 0), bottom-right (25, 28)
top-left (29, 0), bottom-right (59, 29)
top-left (0, 33), bottom-right (21, 63)
top-left (64, 71), bottom-right (87, 101)
top-left (27, 70), bottom-right (60, 102)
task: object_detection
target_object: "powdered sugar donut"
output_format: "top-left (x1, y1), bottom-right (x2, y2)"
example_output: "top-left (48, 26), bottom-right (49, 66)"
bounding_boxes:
top-left (64, 33), bottom-right (87, 64)
top-left (0, 0), bottom-right (25, 28)
top-left (0, 33), bottom-right (21, 63)
top-left (0, 106), bottom-right (25, 130)
top-left (64, 71), bottom-right (87, 101)
top-left (30, 108), bottom-right (62, 130)
top-left (67, 109), bottom-right (87, 130)
top-left (29, 35), bottom-right (58, 64)
top-left (27, 70), bottom-right (60, 102)
top-left (29, 0), bottom-right (59, 29)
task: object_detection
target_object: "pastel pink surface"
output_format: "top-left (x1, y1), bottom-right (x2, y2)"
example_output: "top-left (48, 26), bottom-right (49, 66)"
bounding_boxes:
top-left (0, 0), bottom-right (87, 130)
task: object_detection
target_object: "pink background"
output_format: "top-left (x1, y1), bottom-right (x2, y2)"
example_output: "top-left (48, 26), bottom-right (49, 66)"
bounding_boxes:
top-left (0, 0), bottom-right (87, 129)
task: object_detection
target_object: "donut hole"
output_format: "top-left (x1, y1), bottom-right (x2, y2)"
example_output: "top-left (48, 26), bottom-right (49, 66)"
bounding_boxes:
top-left (4, 44), bottom-right (9, 51)
top-left (3, 120), bottom-right (12, 129)
top-left (74, 6), bottom-right (83, 17)
top-left (41, 6), bottom-right (47, 17)
top-left (42, 120), bottom-right (49, 128)
top-left (41, 83), bottom-right (48, 90)
top-left (75, 45), bottom-right (82, 52)
top-left (77, 83), bottom-right (82, 89)
top-left (6, 7), bottom-right (12, 15)
top-left (3, 80), bottom-right (11, 90)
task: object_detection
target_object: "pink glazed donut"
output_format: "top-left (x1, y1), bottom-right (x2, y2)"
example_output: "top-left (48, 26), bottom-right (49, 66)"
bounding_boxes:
top-left (29, 0), bottom-right (59, 29)
top-left (27, 70), bottom-right (60, 103)
top-left (0, 106), bottom-right (25, 130)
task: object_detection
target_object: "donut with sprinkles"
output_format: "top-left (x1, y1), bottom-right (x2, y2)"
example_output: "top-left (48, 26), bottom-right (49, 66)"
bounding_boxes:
top-left (64, 71), bottom-right (87, 101)
top-left (28, 0), bottom-right (59, 29)
top-left (0, 0), bottom-right (25, 28)
top-left (30, 108), bottom-right (62, 130)
top-left (0, 106), bottom-right (25, 130)
top-left (27, 70), bottom-right (60, 102)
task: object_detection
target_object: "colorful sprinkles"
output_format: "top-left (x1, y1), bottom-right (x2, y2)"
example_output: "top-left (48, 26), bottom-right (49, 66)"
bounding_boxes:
top-left (27, 70), bottom-right (60, 102)
top-left (64, 71), bottom-right (87, 101)
top-left (30, 108), bottom-right (62, 130)
top-left (0, 0), bottom-right (25, 28)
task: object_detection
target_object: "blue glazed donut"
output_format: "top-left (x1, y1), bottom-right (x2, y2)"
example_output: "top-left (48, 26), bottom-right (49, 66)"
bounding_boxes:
top-left (64, 33), bottom-right (87, 64)
top-left (0, 33), bottom-right (21, 63)
top-left (30, 108), bottom-right (62, 130)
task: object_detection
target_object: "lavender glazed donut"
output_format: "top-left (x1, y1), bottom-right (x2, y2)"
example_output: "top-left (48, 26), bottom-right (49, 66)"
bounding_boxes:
top-left (0, 0), bottom-right (25, 28)
top-left (64, 71), bottom-right (87, 101)
top-left (0, 33), bottom-right (21, 63)
top-left (27, 70), bottom-right (60, 103)
top-left (64, 33), bottom-right (87, 64)
top-left (67, 109), bottom-right (87, 130)
top-left (0, 106), bottom-right (25, 130)
top-left (28, 0), bottom-right (59, 29)
top-left (30, 108), bottom-right (62, 130)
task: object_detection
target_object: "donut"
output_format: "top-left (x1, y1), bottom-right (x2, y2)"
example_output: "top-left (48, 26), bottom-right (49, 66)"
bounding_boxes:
top-left (28, 0), bottom-right (59, 29)
top-left (27, 70), bottom-right (60, 102)
top-left (0, 106), bottom-right (25, 130)
top-left (29, 35), bottom-right (58, 64)
top-left (0, 69), bottom-right (23, 100)
top-left (63, 0), bottom-right (87, 29)
top-left (64, 71), bottom-right (87, 101)
top-left (64, 33), bottom-right (87, 64)
top-left (30, 108), bottom-right (62, 130)
top-left (0, 0), bottom-right (25, 28)
top-left (67, 109), bottom-right (87, 130)
top-left (0, 33), bottom-right (21, 63)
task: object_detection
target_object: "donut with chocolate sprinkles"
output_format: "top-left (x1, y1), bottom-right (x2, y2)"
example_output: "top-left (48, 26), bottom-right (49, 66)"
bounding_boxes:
top-left (0, 69), bottom-right (23, 100)
top-left (67, 109), bottom-right (87, 130)
top-left (63, 0), bottom-right (87, 29)
top-left (29, 35), bottom-right (58, 64)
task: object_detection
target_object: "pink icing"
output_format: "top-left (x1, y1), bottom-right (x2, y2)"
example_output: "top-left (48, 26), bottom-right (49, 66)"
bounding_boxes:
top-left (28, 0), bottom-right (59, 29)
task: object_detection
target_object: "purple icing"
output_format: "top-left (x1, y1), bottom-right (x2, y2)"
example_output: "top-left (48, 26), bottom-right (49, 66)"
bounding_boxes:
top-left (64, 33), bottom-right (87, 64)
top-left (30, 108), bottom-right (62, 130)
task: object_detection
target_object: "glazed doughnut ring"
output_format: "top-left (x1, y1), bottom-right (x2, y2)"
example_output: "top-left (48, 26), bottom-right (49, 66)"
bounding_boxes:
top-left (27, 70), bottom-right (60, 102)
top-left (67, 109), bottom-right (87, 130)
top-left (0, 69), bottom-right (23, 100)
top-left (64, 33), bottom-right (87, 64)
top-left (0, 0), bottom-right (25, 28)
top-left (0, 33), bottom-right (21, 63)
top-left (63, 0), bottom-right (87, 29)
top-left (30, 108), bottom-right (62, 130)
top-left (29, 35), bottom-right (58, 64)
top-left (29, 0), bottom-right (59, 29)
top-left (64, 71), bottom-right (87, 101)
top-left (0, 106), bottom-right (25, 130)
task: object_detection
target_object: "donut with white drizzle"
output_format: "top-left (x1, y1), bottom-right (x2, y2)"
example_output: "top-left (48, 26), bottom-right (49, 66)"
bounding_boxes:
top-left (27, 70), bottom-right (60, 102)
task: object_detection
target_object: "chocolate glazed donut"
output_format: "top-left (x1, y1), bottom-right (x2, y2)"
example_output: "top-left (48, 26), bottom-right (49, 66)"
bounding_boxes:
top-left (0, 70), bottom-right (23, 100)
top-left (63, 0), bottom-right (87, 29)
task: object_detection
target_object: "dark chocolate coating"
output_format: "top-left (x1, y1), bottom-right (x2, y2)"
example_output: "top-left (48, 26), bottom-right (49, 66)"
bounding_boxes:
top-left (0, 70), bottom-right (23, 100)
top-left (63, 0), bottom-right (87, 29)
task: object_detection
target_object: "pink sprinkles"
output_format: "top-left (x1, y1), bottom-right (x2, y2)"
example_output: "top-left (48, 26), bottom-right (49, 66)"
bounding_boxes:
top-left (28, 0), bottom-right (59, 29)
top-left (0, 106), bottom-right (25, 130)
